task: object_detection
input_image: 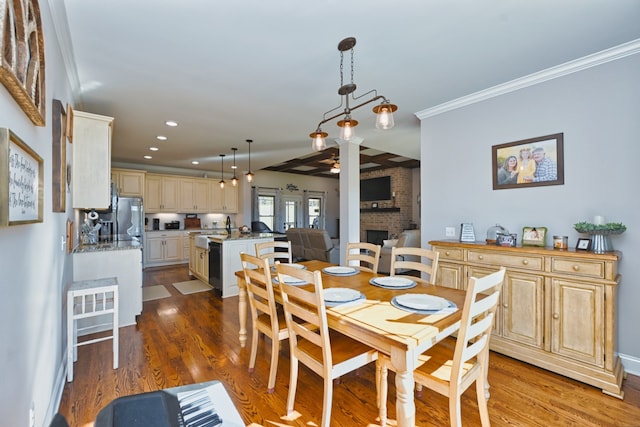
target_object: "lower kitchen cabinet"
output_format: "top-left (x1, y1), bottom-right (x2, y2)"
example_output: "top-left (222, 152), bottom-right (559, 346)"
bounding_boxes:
top-left (429, 240), bottom-right (624, 398)
top-left (145, 232), bottom-right (182, 267)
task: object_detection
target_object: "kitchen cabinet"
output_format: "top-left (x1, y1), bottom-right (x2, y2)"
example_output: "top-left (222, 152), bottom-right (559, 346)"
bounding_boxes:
top-left (72, 111), bottom-right (114, 209)
top-left (188, 234), bottom-right (210, 283)
top-left (145, 232), bottom-right (182, 266)
top-left (209, 182), bottom-right (238, 213)
top-left (179, 178), bottom-right (209, 213)
top-left (145, 174), bottom-right (179, 213)
top-left (73, 247), bottom-right (142, 328)
top-left (429, 240), bottom-right (624, 398)
top-left (111, 168), bottom-right (146, 197)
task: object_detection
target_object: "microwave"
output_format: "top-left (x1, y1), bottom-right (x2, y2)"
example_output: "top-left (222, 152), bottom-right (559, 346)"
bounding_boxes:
top-left (165, 221), bottom-right (180, 230)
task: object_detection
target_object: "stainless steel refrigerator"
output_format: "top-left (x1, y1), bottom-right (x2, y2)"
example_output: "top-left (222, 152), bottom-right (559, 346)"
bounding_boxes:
top-left (97, 191), bottom-right (144, 242)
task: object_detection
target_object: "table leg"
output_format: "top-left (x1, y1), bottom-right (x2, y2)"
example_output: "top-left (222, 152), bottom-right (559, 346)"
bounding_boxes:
top-left (238, 277), bottom-right (247, 348)
top-left (391, 349), bottom-right (416, 427)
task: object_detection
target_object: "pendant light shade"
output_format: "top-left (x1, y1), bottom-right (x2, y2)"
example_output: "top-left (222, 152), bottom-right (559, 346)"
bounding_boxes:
top-left (245, 139), bottom-right (254, 182)
top-left (219, 154), bottom-right (226, 188)
top-left (231, 147), bottom-right (238, 186)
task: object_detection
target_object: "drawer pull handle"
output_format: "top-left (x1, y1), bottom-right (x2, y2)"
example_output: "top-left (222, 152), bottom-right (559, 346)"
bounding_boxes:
top-left (478, 255), bottom-right (484, 260)
top-left (503, 303), bottom-right (508, 308)
top-left (522, 259), bottom-right (529, 265)
top-left (445, 251), bottom-right (451, 256)
top-left (573, 265), bottom-right (580, 271)
top-left (553, 313), bottom-right (559, 320)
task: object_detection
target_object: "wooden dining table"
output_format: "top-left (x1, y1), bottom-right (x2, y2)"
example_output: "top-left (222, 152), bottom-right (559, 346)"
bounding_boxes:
top-left (235, 260), bottom-right (467, 427)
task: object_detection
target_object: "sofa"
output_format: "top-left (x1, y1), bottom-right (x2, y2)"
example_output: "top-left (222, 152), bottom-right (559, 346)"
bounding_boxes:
top-left (378, 229), bottom-right (421, 273)
top-left (285, 228), bottom-right (340, 264)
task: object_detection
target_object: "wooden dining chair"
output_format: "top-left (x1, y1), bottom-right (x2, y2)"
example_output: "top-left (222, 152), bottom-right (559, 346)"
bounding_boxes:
top-left (240, 252), bottom-right (289, 393)
top-left (275, 263), bottom-right (378, 427)
top-left (377, 267), bottom-right (506, 427)
top-left (389, 246), bottom-right (439, 285)
top-left (255, 240), bottom-right (293, 266)
top-left (345, 242), bottom-right (381, 273)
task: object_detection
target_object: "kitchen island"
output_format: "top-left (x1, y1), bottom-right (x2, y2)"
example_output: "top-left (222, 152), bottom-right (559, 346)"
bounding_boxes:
top-left (73, 239), bottom-right (143, 330)
top-left (190, 231), bottom-right (286, 298)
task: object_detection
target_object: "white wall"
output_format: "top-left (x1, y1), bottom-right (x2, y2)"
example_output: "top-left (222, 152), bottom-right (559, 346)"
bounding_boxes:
top-left (0, 2), bottom-right (75, 426)
top-left (419, 52), bottom-right (640, 372)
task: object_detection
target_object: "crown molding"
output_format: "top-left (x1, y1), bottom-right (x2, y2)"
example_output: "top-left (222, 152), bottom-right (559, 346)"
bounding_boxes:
top-left (416, 39), bottom-right (640, 120)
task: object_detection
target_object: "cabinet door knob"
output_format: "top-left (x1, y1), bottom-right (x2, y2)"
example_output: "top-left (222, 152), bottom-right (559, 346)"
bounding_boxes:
top-left (503, 303), bottom-right (508, 308)
top-left (553, 313), bottom-right (559, 320)
top-left (573, 265), bottom-right (580, 271)
top-left (445, 251), bottom-right (451, 256)
top-left (478, 255), bottom-right (484, 260)
top-left (522, 259), bottom-right (529, 265)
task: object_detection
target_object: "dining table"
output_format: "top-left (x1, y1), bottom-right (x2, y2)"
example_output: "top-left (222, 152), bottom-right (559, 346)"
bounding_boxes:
top-left (235, 259), bottom-right (467, 427)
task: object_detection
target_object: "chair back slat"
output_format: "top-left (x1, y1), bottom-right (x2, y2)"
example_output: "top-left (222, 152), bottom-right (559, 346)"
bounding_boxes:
top-left (255, 240), bottom-right (293, 265)
top-left (390, 246), bottom-right (439, 285)
top-left (346, 242), bottom-right (381, 273)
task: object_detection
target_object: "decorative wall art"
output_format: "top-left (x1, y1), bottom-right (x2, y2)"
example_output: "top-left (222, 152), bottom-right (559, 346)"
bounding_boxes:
top-left (0, 0), bottom-right (46, 126)
top-left (52, 99), bottom-right (67, 212)
top-left (0, 128), bottom-right (44, 226)
top-left (492, 133), bottom-right (564, 190)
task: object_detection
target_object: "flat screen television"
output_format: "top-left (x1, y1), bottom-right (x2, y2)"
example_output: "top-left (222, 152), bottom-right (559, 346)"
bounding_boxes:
top-left (360, 176), bottom-right (391, 201)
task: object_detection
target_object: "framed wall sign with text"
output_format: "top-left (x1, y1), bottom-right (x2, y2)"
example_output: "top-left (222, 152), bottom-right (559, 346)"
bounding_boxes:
top-left (0, 128), bottom-right (44, 226)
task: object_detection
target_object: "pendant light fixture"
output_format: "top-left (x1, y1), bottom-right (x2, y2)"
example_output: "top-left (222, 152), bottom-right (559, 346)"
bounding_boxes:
top-left (309, 37), bottom-right (397, 151)
top-left (219, 154), bottom-right (226, 188)
top-left (245, 139), bottom-right (254, 183)
top-left (231, 147), bottom-right (238, 186)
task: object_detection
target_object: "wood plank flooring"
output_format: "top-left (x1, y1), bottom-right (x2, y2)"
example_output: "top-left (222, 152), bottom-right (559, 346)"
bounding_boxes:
top-left (59, 265), bottom-right (640, 427)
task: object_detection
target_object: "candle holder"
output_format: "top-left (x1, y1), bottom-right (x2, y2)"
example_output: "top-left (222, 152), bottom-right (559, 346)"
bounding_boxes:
top-left (574, 222), bottom-right (626, 253)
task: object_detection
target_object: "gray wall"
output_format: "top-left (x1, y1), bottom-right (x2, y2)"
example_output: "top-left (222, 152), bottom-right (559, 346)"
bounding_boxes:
top-left (420, 52), bottom-right (640, 372)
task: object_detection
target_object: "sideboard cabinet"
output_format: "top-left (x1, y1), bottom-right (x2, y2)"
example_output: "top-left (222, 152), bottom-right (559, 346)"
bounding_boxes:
top-left (429, 240), bottom-right (624, 398)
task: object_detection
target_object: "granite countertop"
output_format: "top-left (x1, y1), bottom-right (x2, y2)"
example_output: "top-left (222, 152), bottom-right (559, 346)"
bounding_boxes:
top-left (206, 232), bottom-right (285, 242)
top-left (73, 239), bottom-right (143, 253)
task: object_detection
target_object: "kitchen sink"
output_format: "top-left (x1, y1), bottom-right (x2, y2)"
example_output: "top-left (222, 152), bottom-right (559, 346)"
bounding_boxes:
top-left (195, 235), bottom-right (212, 249)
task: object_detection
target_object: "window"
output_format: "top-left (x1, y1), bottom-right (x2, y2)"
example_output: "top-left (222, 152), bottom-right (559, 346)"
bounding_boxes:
top-left (258, 195), bottom-right (275, 231)
top-left (308, 197), bottom-right (321, 228)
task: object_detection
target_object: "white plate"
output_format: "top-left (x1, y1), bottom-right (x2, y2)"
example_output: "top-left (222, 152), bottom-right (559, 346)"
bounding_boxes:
top-left (272, 263), bottom-right (306, 271)
top-left (323, 266), bottom-right (358, 275)
top-left (395, 294), bottom-right (450, 311)
top-left (372, 277), bottom-right (415, 288)
top-left (274, 274), bottom-right (307, 285)
top-left (324, 288), bottom-right (361, 303)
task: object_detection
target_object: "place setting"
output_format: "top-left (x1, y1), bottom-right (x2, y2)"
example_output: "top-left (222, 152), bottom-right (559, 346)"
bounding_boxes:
top-left (321, 266), bottom-right (360, 276)
top-left (273, 274), bottom-right (308, 286)
top-left (369, 276), bottom-right (417, 289)
top-left (323, 287), bottom-right (366, 307)
top-left (390, 293), bottom-right (457, 315)
top-left (271, 263), bottom-right (306, 272)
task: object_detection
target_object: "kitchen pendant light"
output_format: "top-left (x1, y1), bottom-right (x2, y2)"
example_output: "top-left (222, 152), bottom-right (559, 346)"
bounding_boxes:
top-left (219, 154), bottom-right (226, 188)
top-left (245, 139), bottom-right (254, 183)
top-left (231, 147), bottom-right (238, 186)
top-left (309, 37), bottom-right (397, 151)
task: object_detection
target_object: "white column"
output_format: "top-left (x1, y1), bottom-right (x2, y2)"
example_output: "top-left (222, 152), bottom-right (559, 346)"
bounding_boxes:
top-left (338, 137), bottom-right (363, 263)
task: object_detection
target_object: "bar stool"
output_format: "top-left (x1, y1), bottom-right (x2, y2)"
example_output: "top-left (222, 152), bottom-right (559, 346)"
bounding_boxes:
top-left (67, 277), bottom-right (119, 382)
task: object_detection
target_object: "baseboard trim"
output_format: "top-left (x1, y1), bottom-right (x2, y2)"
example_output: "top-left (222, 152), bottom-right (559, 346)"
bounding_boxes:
top-left (619, 352), bottom-right (640, 376)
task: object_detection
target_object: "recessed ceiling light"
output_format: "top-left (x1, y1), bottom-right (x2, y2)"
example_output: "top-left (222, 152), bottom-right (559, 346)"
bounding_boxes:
top-left (191, 161), bottom-right (200, 165)
top-left (165, 120), bottom-right (178, 127)
top-left (149, 147), bottom-right (159, 151)
top-left (144, 155), bottom-right (152, 159)
top-left (156, 135), bottom-right (168, 141)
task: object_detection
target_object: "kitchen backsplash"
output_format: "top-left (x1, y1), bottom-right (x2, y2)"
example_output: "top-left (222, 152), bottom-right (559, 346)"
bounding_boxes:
top-left (145, 213), bottom-right (236, 230)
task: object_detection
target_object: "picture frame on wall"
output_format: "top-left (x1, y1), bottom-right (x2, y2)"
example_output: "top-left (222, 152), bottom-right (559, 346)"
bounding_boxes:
top-left (492, 133), bottom-right (564, 190)
top-left (522, 226), bottom-right (547, 247)
top-left (0, 128), bottom-right (44, 226)
top-left (52, 99), bottom-right (67, 212)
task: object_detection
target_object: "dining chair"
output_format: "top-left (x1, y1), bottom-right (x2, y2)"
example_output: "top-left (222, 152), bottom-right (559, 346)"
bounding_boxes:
top-left (345, 242), bottom-right (381, 273)
top-left (377, 267), bottom-right (506, 427)
top-left (389, 246), bottom-right (439, 285)
top-left (240, 252), bottom-right (289, 393)
top-left (275, 262), bottom-right (378, 427)
top-left (255, 240), bottom-right (293, 266)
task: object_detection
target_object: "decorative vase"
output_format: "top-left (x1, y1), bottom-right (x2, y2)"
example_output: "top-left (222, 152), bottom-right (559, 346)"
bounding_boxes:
top-left (574, 222), bottom-right (626, 254)
top-left (590, 233), bottom-right (613, 254)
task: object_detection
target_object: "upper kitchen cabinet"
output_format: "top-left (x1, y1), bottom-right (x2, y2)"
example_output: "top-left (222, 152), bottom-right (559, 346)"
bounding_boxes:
top-left (179, 178), bottom-right (209, 213)
top-left (111, 168), bottom-right (146, 198)
top-left (72, 111), bottom-right (114, 209)
top-left (145, 174), bottom-right (179, 213)
top-left (209, 182), bottom-right (238, 213)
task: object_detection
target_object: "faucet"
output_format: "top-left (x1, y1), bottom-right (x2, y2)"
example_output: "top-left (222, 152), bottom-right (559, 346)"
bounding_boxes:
top-left (226, 216), bottom-right (232, 234)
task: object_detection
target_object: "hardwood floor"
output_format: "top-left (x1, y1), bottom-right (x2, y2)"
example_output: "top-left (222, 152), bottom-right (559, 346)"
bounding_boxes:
top-left (59, 264), bottom-right (640, 427)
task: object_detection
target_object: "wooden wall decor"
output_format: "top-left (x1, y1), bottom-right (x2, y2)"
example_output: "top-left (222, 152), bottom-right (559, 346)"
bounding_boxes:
top-left (0, 0), bottom-right (46, 126)
top-left (52, 99), bottom-right (66, 212)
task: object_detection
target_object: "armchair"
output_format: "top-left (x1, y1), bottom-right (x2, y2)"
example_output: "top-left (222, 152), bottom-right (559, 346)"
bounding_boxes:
top-left (378, 229), bottom-right (421, 273)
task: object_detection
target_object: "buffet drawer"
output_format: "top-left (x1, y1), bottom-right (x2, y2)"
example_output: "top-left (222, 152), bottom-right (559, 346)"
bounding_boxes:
top-left (467, 250), bottom-right (544, 271)
top-left (434, 247), bottom-right (463, 261)
top-left (551, 258), bottom-right (605, 279)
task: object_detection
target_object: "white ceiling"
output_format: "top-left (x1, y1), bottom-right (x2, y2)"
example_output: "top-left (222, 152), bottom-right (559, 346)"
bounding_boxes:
top-left (57, 0), bottom-right (640, 175)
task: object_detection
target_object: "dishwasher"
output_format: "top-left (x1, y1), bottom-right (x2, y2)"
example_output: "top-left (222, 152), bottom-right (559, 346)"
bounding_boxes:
top-left (208, 240), bottom-right (222, 297)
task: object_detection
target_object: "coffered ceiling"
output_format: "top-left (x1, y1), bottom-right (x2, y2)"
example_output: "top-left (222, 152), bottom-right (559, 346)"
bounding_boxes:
top-left (53, 1), bottom-right (640, 176)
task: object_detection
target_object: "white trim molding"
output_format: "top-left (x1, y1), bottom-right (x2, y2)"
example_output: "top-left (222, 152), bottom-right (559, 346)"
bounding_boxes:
top-left (620, 352), bottom-right (640, 377)
top-left (416, 39), bottom-right (640, 120)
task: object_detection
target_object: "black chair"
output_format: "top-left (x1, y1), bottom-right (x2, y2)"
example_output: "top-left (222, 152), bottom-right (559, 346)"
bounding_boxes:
top-left (49, 413), bottom-right (70, 427)
top-left (251, 221), bottom-right (272, 232)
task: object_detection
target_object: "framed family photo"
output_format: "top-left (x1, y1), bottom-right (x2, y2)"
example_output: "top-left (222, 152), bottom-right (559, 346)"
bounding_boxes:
top-left (492, 133), bottom-right (564, 190)
top-left (522, 226), bottom-right (547, 247)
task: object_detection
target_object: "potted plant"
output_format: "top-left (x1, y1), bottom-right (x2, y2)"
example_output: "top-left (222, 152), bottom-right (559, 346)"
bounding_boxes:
top-left (574, 221), bottom-right (626, 253)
